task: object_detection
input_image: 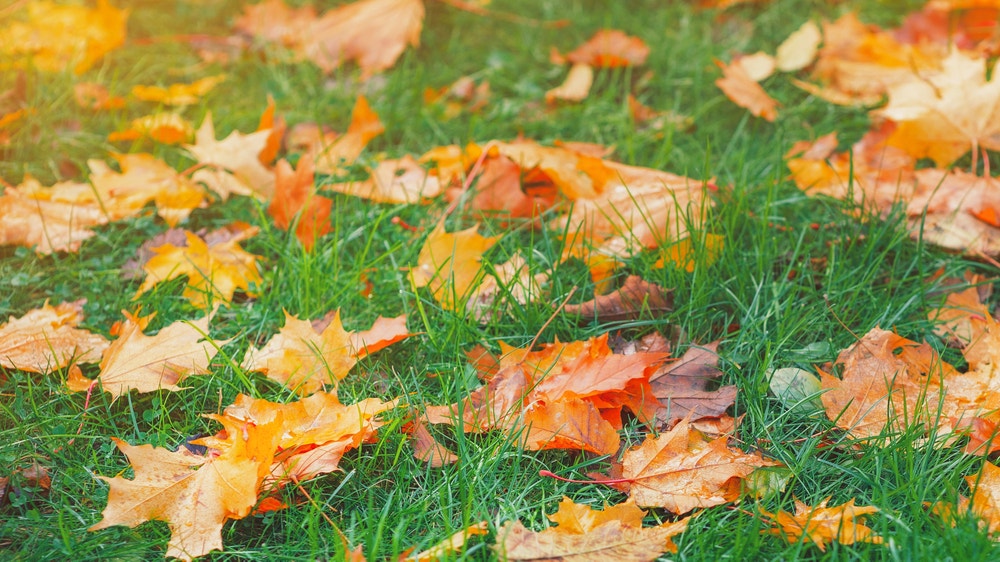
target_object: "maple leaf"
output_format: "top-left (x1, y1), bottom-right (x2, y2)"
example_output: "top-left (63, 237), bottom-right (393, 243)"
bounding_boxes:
top-left (107, 113), bottom-right (195, 145)
top-left (268, 155), bottom-right (332, 251)
top-left (553, 29), bottom-right (651, 68)
top-left (0, 0), bottom-right (127, 74)
top-left (881, 51), bottom-right (1000, 166)
top-left (135, 226), bottom-right (263, 309)
top-left (301, 0), bottom-right (424, 78)
top-left (465, 252), bottom-right (549, 323)
top-left (409, 221), bottom-right (500, 312)
top-left (761, 497), bottom-right (883, 551)
top-left (649, 342), bottom-right (737, 428)
top-left (715, 58), bottom-right (779, 121)
top-left (0, 300), bottom-right (108, 373)
top-left (310, 95), bottom-right (385, 174)
top-left (409, 417), bottom-right (459, 467)
top-left (88, 153), bottom-right (206, 226)
top-left (185, 111), bottom-right (275, 200)
top-left (423, 75), bottom-right (491, 119)
top-left (442, 151), bottom-right (558, 221)
top-left (0, 178), bottom-right (107, 253)
top-left (241, 311), bottom-right (410, 395)
top-left (325, 155), bottom-right (443, 204)
top-left (90, 414), bottom-right (282, 561)
top-left (619, 418), bottom-right (780, 514)
top-left (405, 521), bottom-right (488, 561)
top-left (218, 391), bottom-right (398, 485)
top-left (234, 0), bottom-right (317, 46)
top-left (131, 75), bottom-right (226, 106)
top-left (496, 497), bottom-right (690, 561)
top-left (563, 275), bottom-right (673, 323)
top-left (775, 21), bottom-right (821, 72)
top-left (68, 311), bottom-right (226, 399)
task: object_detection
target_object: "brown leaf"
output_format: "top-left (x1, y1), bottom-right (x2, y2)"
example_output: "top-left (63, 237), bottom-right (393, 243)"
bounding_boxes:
top-left (563, 275), bottom-right (673, 323)
top-left (648, 342), bottom-right (736, 427)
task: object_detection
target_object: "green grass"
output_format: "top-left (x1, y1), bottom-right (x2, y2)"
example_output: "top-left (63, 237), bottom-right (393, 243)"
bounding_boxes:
top-left (2, 0), bottom-right (999, 560)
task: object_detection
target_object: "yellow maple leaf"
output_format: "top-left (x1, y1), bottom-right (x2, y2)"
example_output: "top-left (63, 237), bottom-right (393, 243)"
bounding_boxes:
top-left (135, 228), bottom-right (263, 309)
top-left (409, 222), bottom-right (500, 312)
top-left (131, 75), bottom-right (226, 106)
top-left (88, 154), bottom-right (206, 226)
top-left (761, 497), bottom-right (882, 551)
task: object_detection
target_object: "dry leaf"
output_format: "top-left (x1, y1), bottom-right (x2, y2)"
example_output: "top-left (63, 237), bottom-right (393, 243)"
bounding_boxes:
top-left (69, 311), bottom-right (226, 399)
top-left (775, 21), bottom-right (821, 72)
top-left (649, 342), bottom-right (736, 428)
top-left (406, 522), bottom-right (488, 561)
top-left (135, 227), bottom-right (263, 309)
top-left (715, 58), bottom-right (779, 121)
top-left (761, 497), bottom-right (883, 551)
top-left (563, 275), bottom-right (673, 323)
top-left (241, 311), bottom-right (410, 395)
top-left (545, 63), bottom-right (594, 104)
top-left (409, 222), bottom-right (500, 312)
top-left (558, 30), bottom-right (651, 68)
top-left (0, 300), bottom-right (108, 373)
top-left (268, 155), bottom-right (332, 251)
top-left (325, 155), bottom-right (442, 203)
top-left (132, 75), bottom-right (226, 106)
top-left (186, 111), bottom-right (275, 200)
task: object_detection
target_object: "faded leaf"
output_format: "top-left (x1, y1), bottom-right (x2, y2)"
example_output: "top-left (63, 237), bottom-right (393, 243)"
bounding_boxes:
top-left (546, 63), bottom-right (594, 104)
top-left (0, 300), bottom-right (108, 373)
top-left (775, 21), bottom-right (821, 72)
top-left (132, 75), bottom-right (226, 106)
top-left (186, 112), bottom-right (275, 200)
top-left (563, 275), bottom-right (673, 323)
top-left (557, 30), bottom-right (650, 68)
top-left (715, 58), bottom-right (779, 121)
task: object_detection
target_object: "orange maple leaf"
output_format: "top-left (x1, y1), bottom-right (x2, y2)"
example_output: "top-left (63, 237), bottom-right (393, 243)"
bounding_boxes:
top-left (131, 75), bottom-right (226, 106)
top-left (135, 226), bottom-right (263, 309)
top-left (90, 414), bottom-right (282, 561)
top-left (68, 311), bottom-right (226, 399)
top-left (241, 311), bottom-right (410, 395)
top-left (0, 300), bottom-right (108, 373)
top-left (310, 95), bottom-right (385, 174)
top-left (268, 154), bottom-right (332, 251)
top-left (620, 418), bottom-right (781, 514)
top-left (496, 497), bottom-right (690, 560)
top-left (88, 153), bottom-right (206, 226)
top-left (555, 29), bottom-right (651, 68)
top-left (715, 58), bottom-right (779, 121)
top-left (761, 497), bottom-right (883, 551)
top-left (107, 113), bottom-right (194, 145)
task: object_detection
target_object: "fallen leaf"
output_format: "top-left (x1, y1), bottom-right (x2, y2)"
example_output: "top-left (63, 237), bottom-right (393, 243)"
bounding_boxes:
top-left (108, 113), bottom-right (194, 145)
top-left (761, 497), bottom-right (883, 551)
top-left (88, 153), bottom-right (206, 225)
top-left (0, 300), bottom-right (108, 373)
top-left (241, 310), bottom-right (410, 395)
top-left (135, 227), bottom-right (263, 309)
top-left (558, 29), bottom-right (650, 68)
top-left (409, 418), bottom-right (458, 467)
top-left (90, 414), bottom-right (282, 561)
top-left (70, 311), bottom-right (226, 399)
top-left (775, 21), bottom-right (821, 72)
top-left (186, 111), bottom-right (275, 200)
top-left (621, 418), bottom-right (779, 513)
top-left (310, 95), bottom-right (385, 174)
top-left (406, 522), bottom-right (488, 561)
top-left (268, 155), bottom-right (332, 251)
top-left (496, 497), bottom-right (689, 561)
top-left (325, 155), bottom-right (442, 203)
top-left (131, 75), bottom-right (226, 106)
top-left (301, 0), bottom-right (424, 78)
top-left (545, 63), bottom-right (594, 104)
top-left (0, 0), bottom-right (127, 74)
top-left (563, 275), bottom-right (673, 323)
top-left (465, 252), bottom-right (548, 323)
top-left (648, 342), bottom-right (736, 428)
top-left (409, 221), bottom-right (500, 312)
top-left (715, 58), bottom-right (779, 121)
top-left (74, 83), bottom-right (125, 110)
top-left (737, 52), bottom-right (776, 82)
top-left (768, 367), bottom-right (823, 412)
top-left (0, 177), bottom-right (108, 253)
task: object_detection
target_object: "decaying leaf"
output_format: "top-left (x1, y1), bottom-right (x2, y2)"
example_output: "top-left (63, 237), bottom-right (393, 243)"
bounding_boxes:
top-left (649, 342), bottom-right (736, 428)
top-left (563, 275), bottom-right (672, 323)
top-left (496, 497), bottom-right (689, 561)
top-left (0, 300), bottom-right (108, 373)
top-left (761, 497), bottom-right (883, 551)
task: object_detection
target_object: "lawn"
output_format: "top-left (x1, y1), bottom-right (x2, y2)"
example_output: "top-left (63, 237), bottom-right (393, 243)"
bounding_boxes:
top-left (2, 0), bottom-right (1000, 560)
